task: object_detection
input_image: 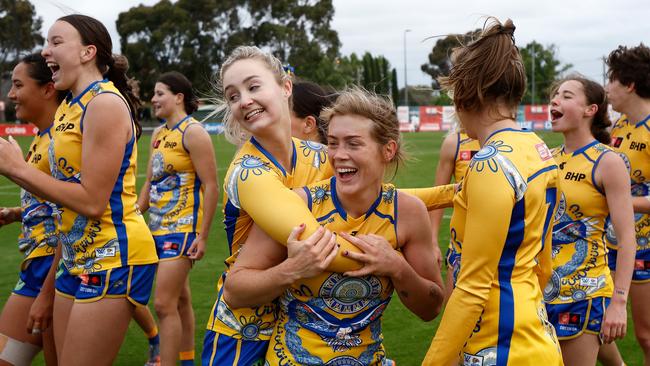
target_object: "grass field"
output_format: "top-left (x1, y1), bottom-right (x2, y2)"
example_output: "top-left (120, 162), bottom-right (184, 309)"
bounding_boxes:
top-left (0, 131), bottom-right (643, 365)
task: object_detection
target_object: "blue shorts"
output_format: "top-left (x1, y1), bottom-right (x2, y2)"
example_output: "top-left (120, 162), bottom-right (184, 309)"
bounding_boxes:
top-left (545, 297), bottom-right (610, 340)
top-left (55, 263), bottom-right (156, 306)
top-left (13, 255), bottom-right (55, 297)
top-left (607, 247), bottom-right (650, 283)
top-left (154, 232), bottom-right (196, 261)
top-left (201, 330), bottom-right (267, 366)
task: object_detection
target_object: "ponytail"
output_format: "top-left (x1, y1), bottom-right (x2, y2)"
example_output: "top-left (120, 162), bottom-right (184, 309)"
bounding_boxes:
top-left (106, 54), bottom-right (142, 139)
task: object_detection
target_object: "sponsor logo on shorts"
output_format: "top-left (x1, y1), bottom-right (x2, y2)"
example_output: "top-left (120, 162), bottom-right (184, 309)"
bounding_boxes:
top-left (96, 247), bottom-right (116, 258)
top-left (558, 312), bottom-right (581, 326)
top-left (163, 241), bottom-right (179, 251)
top-left (79, 274), bottom-right (102, 287)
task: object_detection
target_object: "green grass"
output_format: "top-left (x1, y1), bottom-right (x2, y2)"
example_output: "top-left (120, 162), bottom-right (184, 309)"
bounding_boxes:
top-left (0, 132), bottom-right (643, 365)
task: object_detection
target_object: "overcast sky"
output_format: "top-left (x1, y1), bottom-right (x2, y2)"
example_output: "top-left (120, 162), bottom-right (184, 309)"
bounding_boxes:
top-left (32, 0), bottom-right (650, 89)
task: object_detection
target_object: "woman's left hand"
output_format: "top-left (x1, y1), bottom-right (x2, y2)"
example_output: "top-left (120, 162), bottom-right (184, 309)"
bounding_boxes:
top-left (340, 232), bottom-right (404, 277)
top-left (0, 136), bottom-right (26, 176)
top-left (187, 235), bottom-right (206, 260)
top-left (601, 299), bottom-right (627, 343)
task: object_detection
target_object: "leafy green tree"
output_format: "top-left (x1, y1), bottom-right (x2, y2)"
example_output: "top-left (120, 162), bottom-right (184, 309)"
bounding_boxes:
top-left (420, 29), bottom-right (480, 89)
top-left (520, 41), bottom-right (572, 104)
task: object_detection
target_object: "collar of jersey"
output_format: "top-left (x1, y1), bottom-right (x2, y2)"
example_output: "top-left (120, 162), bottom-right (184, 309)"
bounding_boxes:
top-left (67, 79), bottom-right (107, 106)
top-left (330, 176), bottom-right (384, 221)
top-left (250, 136), bottom-right (297, 177)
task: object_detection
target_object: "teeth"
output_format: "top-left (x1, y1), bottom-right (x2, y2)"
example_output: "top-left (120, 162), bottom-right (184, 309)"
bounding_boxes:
top-left (245, 109), bottom-right (263, 120)
top-left (337, 168), bottom-right (357, 174)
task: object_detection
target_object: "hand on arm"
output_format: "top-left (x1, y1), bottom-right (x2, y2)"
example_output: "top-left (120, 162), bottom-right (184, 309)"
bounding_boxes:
top-left (0, 206), bottom-right (21, 227)
top-left (27, 243), bottom-right (62, 334)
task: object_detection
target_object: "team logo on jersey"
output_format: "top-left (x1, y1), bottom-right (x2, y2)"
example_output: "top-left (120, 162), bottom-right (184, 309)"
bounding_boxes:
top-left (536, 142), bottom-right (552, 161)
top-left (319, 274), bottom-right (383, 314)
top-left (459, 150), bottom-right (477, 161)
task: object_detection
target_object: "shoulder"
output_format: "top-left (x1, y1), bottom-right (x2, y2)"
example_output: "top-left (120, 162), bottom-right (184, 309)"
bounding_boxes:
top-left (183, 122), bottom-right (211, 147)
top-left (397, 190), bottom-right (427, 217)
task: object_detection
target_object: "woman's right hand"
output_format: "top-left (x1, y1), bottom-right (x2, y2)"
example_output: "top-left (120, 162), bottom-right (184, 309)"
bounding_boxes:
top-left (0, 207), bottom-right (20, 227)
top-left (285, 224), bottom-right (338, 280)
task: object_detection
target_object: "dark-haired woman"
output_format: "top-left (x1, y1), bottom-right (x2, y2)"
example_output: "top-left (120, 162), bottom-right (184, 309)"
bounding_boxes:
top-left (136, 71), bottom-right (218, 366)
top-left (422, 18), bottom-right (562, 365)
top-left (290, 80), bottom-right (335, 145)
top-left (544, 76), bottom-right (634, 366)
top-left (0, 15), bottom-right (158, 365)
top-left (0, 52), bottom-right (65, 366)
top-left (605, 43), bottom-right (650, 365)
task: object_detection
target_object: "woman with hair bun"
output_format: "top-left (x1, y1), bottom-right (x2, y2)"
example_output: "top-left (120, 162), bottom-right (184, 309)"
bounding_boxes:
top-left (0, 14), bottom-right (158, 365)
top-left (136, 71), bottom-right (218, 366)
top-left (545, 75), bottom-right (634, 365)
top-left (422, 18), bottom-right (562, 365)
top-left (290, 80), bottom-right (336, 145)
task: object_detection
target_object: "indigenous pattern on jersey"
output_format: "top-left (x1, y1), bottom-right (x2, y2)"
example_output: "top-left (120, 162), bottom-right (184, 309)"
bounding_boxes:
top-left (206, 137), bottom-right (333, 341)
top-left (544, 142), bottom-right (613, 304)
top-left (607, 114), bottom-right (650, 254)
top-left (423, 129), bottom-right (562, 366)
top-left (49, 79), bottom-right (157, 275)
top-left (454, 132), bottom-right (481, 182)
top-left (148, 116), bottom-right (203, 235)
top-left (19, 126), bottom-right (58, 269)
top-left (266, 177), bottom-right (397, 365)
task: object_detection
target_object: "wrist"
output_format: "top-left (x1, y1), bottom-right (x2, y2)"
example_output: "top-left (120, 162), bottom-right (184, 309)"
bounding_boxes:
top-left (277, 259), bottom-right (303, 285)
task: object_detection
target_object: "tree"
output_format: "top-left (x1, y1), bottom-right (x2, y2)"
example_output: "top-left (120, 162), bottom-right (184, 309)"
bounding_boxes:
top-left (420, 29), bottom-right (480, 90)
top-left (0, 0), bottom-right (43, 120)
top-left (520, 41), bottom-right (572, 104)
top-left (117, 0), bottom-right (342, 99)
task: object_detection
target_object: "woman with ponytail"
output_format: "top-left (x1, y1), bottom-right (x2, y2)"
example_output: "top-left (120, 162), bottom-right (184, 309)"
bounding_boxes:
top-left (0, 14), bottom-right (157, 365)
top-left (135, 71), bottom-right (218, 366)
top-left (544, 76), bottom-right (634, 365)
top-left (422, 18), bottom-right (562, 365)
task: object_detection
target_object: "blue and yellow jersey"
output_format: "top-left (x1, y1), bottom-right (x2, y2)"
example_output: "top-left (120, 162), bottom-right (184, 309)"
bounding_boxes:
top-left (608, 114), bottom-right (650, 252)
top-left (423, 129), bottom-right (562, 365)
top-left (19, 125), bottom-right (58, 269)
top-left (266, 177), bottom-right (397, 365)
top-left (544, 141), bottom-right (614, 304)
top-left (148, 116), bottom-right (203, 235)
top-left (454, 132), bottom-right (481, 181)
top-left (49, 80), bottom-right (157, 275)
top-left (207, 137), bottom-right (333, 340)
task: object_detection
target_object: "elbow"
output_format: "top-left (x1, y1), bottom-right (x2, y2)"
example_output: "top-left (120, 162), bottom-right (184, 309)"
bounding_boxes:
top-left (79, 203), bottom-right (106, 220)
top-left (222, 284), bottom-right (245, 309)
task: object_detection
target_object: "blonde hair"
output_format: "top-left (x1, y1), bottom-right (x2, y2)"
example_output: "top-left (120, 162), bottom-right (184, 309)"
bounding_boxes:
top-left (439, 18), bottom-right (526, 120)
top-left (214, 46), bottom-right (291, 145)
top-left (321, 87), bottom-right (406, 172)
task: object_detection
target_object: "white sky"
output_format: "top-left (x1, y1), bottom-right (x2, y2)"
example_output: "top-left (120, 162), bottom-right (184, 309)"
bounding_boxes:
top-left (32, 0), bottom-right (650, 89)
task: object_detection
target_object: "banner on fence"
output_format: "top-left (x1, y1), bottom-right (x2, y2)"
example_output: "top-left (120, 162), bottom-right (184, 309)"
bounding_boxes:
top-left (0, 124), bottom-right (38, 136)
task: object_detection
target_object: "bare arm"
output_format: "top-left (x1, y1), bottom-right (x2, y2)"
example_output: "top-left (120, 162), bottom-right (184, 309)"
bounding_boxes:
top-left (136, 127), bottom-right (163, 213)
top-left (632, 196), bottom-right (650, 213)
top-left (27, 243), bottom-right (62, 334)
top-left (597, 153), bottom-right (635, 343)
top-left (342, 192), bottom-right (445, 321)
top-left (430, 133), bottom-right (458, 268)
top-left (0, 93), bottom-right (133, 218)
top-left (184, 124), bottom-right (219, 260)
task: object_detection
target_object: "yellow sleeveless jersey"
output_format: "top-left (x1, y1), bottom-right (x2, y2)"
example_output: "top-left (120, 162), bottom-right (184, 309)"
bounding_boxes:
top-left (49, 80), bottom-right (157, 275)
top-left (454, 132), bottom-right (481, 181)
top-left (608, 114), bottom-right (650, 251)
top-left (424, 129), bottom-right (562, 366)
top-left (266, 177), bottom-right (396, 365)
top-left (19, 125), bottom-right (59, 269)
top-left (148, 116), bottom-right (203, 235)
top-left (207, 137), bottom-right (333, 340)
top-left (544, 142), bottom-right (614, 305)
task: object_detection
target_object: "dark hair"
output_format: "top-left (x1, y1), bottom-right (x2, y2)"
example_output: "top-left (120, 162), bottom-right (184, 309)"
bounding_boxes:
top-left (606, 43), bottom-right (650, 98)
top-left (292, 81), bottom-right (337, 144)
top-left (157, 71), bottom-right (198, 114)
top-left (551, 75), bottom-right (611, 144)
top-left (58, 14), bottom-right (142, 138)
top-left (439, 18), bottom-right (526, 119)
top-left (20, 52), bottom-right (66, 102)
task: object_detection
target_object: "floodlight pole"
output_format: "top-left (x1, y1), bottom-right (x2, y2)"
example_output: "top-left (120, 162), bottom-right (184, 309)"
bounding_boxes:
top-left (404, 29), bottom-right (411, 106)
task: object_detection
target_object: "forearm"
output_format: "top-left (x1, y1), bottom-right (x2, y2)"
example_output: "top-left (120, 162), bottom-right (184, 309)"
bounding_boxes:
top-left (613, 236), bottom-right (635, 301)
top-left (11, 165), bottom-right (107, 218)
top-left (632, 196), bottom-right (650, 213)
top-left (198, 183), bottom-right (219, 238)
top-left (136, 180), bottom-right (150, 213)
top-left (40, 244), bottom-right (62, 297)
top-left (399, 184), bottom-right (455, 210)
top-left (223, 260), bottom-right (297, 308)
top-left (392, 259), bottom-right (444, 321)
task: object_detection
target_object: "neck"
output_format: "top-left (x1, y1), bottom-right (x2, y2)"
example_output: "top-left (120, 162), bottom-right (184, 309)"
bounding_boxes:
top-left (337, 179), bottom-right (382, 219)
top-left (464, 105), bottom-right (519, 146)
top-left (165, 110), bottom-right (188, 128)
top-left (562, 124), bottom-right (595, 153)
top-left (622, 97), bottom-right (650, 124)
top-left (32, 102), bottom-right (59, 131)
top-left (71, 69), bottom-right (105, 97)
top-left (254, 129), bottom-right (294, 172)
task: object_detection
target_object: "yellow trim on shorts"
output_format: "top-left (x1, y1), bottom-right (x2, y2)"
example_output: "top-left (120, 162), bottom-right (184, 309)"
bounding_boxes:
top-left (234, 338), bottom-right (242, 364)
top-left (208, 333), bottom-right (219, 365)
top-left (54, 289), bottom-right (75, 300)
top-left (632, 277), bottom-right (650, 284)
top-left (74, 269), bottom-right (112, 303)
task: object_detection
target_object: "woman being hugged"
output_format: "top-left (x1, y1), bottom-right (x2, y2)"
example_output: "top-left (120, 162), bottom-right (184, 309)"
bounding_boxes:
top-left (422, 18), bottom-right (562, 365)
top-left (545, 76), bottom-right (634, 365)
top-left (137, 71), bottom-right (218, 366)
top-left (0, 14), bottom-right (157, 366)
top-left (223, 88), bottom-right (445, 365)
top-left (0, 52), bottom-right (65, 366)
